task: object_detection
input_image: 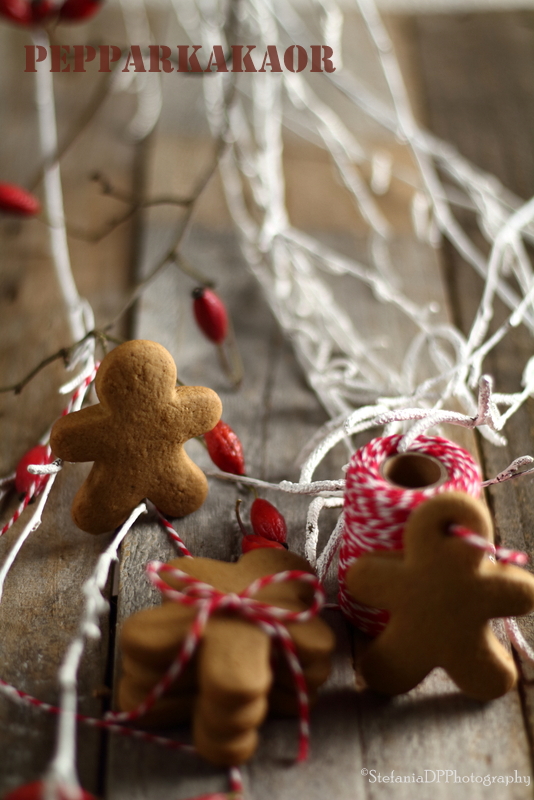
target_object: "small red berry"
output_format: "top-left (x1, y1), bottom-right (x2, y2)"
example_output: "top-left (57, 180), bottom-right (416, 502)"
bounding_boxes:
top-left (59, 0), bottom-right (103, 22)
top-left (0, 0), bottom-right (30, 23)
top-left (0, 183), bottom-right (41, 216)
top-left (204, 420), bottom-right (245, 476)
top-left (250, 498), bottom-right (287, 544)
top-left (0, 0), bottom-right (54, 24)
top-left (30, 0), bottom-right (54, 22)
top-left (241, 534), bottom-right (286, 554)
top-left (192, 287), bottom-right (229, 345)
top-left (2, 781), bottom-right (97, 800)
top-left (15, 445), bottom-right (50, 495)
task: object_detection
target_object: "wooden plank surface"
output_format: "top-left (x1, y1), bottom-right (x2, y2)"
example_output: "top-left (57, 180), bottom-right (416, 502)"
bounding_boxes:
top-left (2, 5), bottom-right (534, 800)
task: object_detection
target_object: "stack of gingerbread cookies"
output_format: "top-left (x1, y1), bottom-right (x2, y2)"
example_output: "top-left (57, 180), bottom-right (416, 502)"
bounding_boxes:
top-left (118, 548), bottom-right (336, 766)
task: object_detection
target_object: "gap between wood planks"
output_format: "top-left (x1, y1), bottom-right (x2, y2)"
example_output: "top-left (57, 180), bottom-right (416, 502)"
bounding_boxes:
top-left (389, 7), bottom-right (534, 781)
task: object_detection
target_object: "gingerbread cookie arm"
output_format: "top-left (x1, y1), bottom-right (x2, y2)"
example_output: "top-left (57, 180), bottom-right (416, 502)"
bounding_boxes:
top-left (50, 405), bottom-right (111, 462)
top-left (172, 385), bottom-right (222, 439)
top-left (477, 565), bottom-right (534, 619)
top-left (346, 551), bottom-right (405, 611)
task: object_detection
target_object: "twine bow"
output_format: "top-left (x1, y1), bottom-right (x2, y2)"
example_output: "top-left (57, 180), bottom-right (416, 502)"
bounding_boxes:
top-left (107, 561), bottom-right (326, 762)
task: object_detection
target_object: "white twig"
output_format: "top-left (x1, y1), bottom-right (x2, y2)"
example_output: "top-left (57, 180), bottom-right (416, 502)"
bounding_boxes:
top-left (43, 503), bottom-right (147, 800)
top-left (33, 31), bottom-right (87, 345)
top-left (204, 469), bottom-right (344, 496)
top-left (0, 474), bottom-right (58, 602)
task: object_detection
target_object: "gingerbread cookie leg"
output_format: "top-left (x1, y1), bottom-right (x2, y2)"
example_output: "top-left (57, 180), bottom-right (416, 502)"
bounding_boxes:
top-left (194, 617), bottom-right (272, 765)
top-left (444, 637), bottom-right (517, 701)
top-left (360, 630), bottom-right (435, 695)
top-left (72, 466), bottom-right (143, 534)
top-left (148, 455), bottom-right (209, 518)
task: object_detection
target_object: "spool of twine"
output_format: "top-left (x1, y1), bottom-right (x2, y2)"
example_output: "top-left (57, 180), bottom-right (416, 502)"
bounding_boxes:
top-left (338, 434), bottom-right (481, 635)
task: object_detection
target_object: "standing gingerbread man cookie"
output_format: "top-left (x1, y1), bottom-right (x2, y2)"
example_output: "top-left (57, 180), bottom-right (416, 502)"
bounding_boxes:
top-left (346, 492), bottom-right (534, 700)
top-left (50, 340), bottom-right (222, 534)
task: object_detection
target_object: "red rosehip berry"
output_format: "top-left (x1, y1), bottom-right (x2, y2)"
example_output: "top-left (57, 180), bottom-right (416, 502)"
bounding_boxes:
top-left (192, 287), bottom-right (229, 345)
top-left (15, 445), bottom-right (50, 495)
top-left (241, 534), bottom-right (287, 554)
top-left (0, 0), bottom-right (30, 23)
top-left (0, 183), bottom-right (41, 216)
top-left (2, 781), bottom-right (96, 800)
top-left (250, 498), bottom-right (287, 544)
top-left (0, 0), bottom-right (54, 25)
top-left (59, 0), bottom-right (102, 22)
top-left (30, 0), bottom-right (54, 22)
top-left (204, 420), bottom-right (245, 476)
top-left (235, 499), bottom-right (287, 554)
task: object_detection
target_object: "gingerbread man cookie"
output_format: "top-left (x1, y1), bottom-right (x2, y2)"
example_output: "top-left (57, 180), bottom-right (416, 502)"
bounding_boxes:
top-left (50, 340), bottom-right (222, 534)
top-left (118, 548), bottom-right (335, 766)
top-left (345, 492), bottom-right (534, 701)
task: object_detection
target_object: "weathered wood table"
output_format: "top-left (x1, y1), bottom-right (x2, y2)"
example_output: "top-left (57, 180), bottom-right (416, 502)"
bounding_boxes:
top-left (1, 6), bottom-right (534, 799)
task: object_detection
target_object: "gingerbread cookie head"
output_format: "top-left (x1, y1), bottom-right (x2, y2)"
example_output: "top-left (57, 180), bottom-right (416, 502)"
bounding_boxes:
top-left (402, 490), bottom-right (492, 569)
top-left (95, 339), bottom-right (177, 409)
top-left (118, 548), bottom-right (336, 766)
top-left (345, 492), bottom-right (534, 701)
top-left (50, 340), bottom-right (222, 534)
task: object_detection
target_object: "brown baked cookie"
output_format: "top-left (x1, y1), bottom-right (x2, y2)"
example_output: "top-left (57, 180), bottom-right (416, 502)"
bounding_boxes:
top-left (118, 548), bottom-right (336, 766)
top-left (345, 492), bottom-right (534, 701)
top-left (50, 340), bottom-right (222, 533)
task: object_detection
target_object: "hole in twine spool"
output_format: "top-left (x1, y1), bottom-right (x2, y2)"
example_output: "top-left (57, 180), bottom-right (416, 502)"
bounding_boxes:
top-left (381, 452), bottom-right (448, 490)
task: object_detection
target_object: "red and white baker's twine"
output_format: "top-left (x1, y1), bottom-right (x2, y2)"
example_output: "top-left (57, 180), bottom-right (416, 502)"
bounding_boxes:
top-left (106, 562), bottom-right (326, 763)
top-left (0, 672), bottom-right (246, 797)
top-left (449, 525), bottom-right (528, 566)
top-left (0, 366), bottom-right (99, 539)
top-left (0, 674), bottom-right (194, 753)
top-left (155, 510), bottom-right (192, 557)
top-left (339, 434), bottom-right (482, 635)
